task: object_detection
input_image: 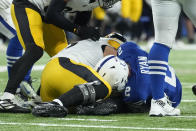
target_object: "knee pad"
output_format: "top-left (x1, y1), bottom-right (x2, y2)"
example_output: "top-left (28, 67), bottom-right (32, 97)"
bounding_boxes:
top-left (76, 81), bottom-right (101, 105)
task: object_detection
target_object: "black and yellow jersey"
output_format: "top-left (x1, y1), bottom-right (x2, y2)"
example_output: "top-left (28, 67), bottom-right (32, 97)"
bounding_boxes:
top-left (28, 0), bottom-right (100, 15)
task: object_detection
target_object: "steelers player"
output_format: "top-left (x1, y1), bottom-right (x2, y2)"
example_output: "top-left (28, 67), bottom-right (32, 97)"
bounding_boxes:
top-left (0, 0), bottom-right (120, 113)
top-left (32, 33), bottom-right (127, 117)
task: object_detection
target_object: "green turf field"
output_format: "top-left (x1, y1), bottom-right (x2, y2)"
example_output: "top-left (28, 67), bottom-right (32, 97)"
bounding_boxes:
top-left (0, 48), bottom-right (196, 131)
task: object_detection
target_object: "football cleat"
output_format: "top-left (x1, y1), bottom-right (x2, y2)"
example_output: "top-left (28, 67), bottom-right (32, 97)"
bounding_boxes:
top-left (32, 102), bottom-right (68, 117)
top-left (20, 81), bottom-right (39, 100)
top-left (192, 85), bottom-right (196, 96)
top-left (149, 97), bottom-right (180, 117)
top-left (16, 80), bottom-right (37, 101)
top-left (0, 99), bottom-right (31, 113)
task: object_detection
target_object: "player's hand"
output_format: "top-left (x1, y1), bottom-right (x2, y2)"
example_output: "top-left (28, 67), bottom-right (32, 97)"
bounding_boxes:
top-left (74, 26), bottom-right (100, 41)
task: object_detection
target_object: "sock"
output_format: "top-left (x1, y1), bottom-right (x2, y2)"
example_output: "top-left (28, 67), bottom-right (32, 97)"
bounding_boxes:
top-left (6, 36), bottom-right (32, 82)
top-left (53, 99), bottom-right (63, 106)
top-left (148, 43), bottom-right (170, 100)
top-left (58, 86), bottom-right (84, 107)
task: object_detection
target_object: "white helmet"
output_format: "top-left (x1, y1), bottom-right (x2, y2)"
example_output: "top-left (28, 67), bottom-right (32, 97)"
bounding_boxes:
top-left (95, 55), bottom-right (129, 91)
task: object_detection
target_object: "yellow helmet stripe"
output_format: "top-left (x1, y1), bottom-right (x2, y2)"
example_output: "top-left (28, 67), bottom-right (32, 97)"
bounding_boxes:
top-left (108, 39), bottom-right (122, 49)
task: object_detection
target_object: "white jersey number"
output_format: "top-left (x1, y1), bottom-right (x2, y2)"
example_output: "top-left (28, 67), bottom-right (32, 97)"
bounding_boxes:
top-left (165, 66), bottom-right (176, 87)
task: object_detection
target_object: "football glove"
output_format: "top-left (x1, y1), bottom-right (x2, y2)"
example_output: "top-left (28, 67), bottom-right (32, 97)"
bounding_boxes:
top-left (125, 100), bottom-right (150, 113)
top-left (76, 98), bottom-right (124, 115)
top-left (74, 26), bottom-right (100, 41)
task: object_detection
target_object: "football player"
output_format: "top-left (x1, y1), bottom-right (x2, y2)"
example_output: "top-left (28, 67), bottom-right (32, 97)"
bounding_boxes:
top-left (76, 41), bottom-right (182, 116)
top-left (148, 0), bottom-right (196, 117)
top-left (0, 0), bottom-right (32, 106)
top-left (0, 0), bottom-right (120, 113)
top-left (32, 33), bottom-right (128, 117)
top-left (118, 42), bottom-right (181, 116)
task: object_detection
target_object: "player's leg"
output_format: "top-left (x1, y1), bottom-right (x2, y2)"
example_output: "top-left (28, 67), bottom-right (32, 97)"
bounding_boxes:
top-left (150, 65), bottom-right (181, 116)
top-left (41, 57), bottom-right (112, 103)
top-left (0, 12), bottom-right (23, 77)
top-left (0, 9), bottom-right (34, 101)
top-left (0, 12), bottom-right (32, 83)
top-left (148, 0), bottom-right (181, 116)
top-left (32, 57), bottom-right (112, 117)
top-left (43, 23), bottom-right (68, 57)
top-left (164, 75), bottom-right (182, 108)
top-left (0, 2), bottom-right (44, 113)
top-left (7, 36), bottom-right (36, 101)
top-left (0, 15), bottom-right (15, 39)
top-left (0, 15), bottom-right (23, 79)
top-left (4, 4), bottom-right (44, 96)
top-left (181, 0), bottom-right (196, 27)
top-left (6, 36), bottom-right (32, 83)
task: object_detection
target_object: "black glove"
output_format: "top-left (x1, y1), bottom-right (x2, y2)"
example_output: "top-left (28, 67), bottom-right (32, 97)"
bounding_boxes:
top-left (74, 26), bottom-right (100, 41)
top-left (125, 100), bottom-right (150, 113)
top-left (76, 98), bottom-right (124, 115)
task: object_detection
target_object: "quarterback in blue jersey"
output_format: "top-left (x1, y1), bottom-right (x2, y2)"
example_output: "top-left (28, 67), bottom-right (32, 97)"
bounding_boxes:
top-left (118, 42), bottom-right (181, 114)
top-left (77, 41), bottom-right (182, 116)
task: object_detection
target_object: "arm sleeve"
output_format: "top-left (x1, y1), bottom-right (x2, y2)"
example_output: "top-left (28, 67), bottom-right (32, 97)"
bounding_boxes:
top-left (74, 11), bottom-right (92, 26)
top-left (45, 0), bottom-right (75, 32)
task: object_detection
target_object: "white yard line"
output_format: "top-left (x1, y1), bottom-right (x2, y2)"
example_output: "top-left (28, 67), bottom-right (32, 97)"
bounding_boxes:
top-left (58, 118), bottom-right (117, 122)
top-left (0, 121), bottom-right (196, 131)
top-left (181, 82), bottom-right (195, 89)
top-left (170, 61), bottom-right (196, 65)
top-left (181, 100), bottom-right (196, 102)
top-left (182, 82), bottom-right (196, 87)
top-left (173, 116), bottom-right (196, 119)
top-left (0, 66), bottom-right (6, 72)
top-left (31, 65), bottom-right (45, 71)
top-left (0, 65), bottom-right (45, 72)
top-left (182, 86), bottom-right (193, 88)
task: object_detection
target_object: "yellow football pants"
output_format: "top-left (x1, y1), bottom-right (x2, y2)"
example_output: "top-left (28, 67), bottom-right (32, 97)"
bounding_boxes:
top-left (11, 4), bottom-right (68, 57)
top-left (40, 57), bottom-right (112, 102)
top-left (121, 0), bottom-right (143, 22)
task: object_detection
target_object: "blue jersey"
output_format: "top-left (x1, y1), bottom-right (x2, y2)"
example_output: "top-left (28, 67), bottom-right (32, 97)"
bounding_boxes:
top-left (117, 42), bottom-right (182, 107)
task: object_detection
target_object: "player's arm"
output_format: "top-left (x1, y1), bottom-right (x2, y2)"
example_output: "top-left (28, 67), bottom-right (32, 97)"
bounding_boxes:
top-left (45, 0), bottom-right (75, 32)
top-left (45, 0), bottom-right (100, 41)
top-left (74, 11), bottom-right (92, 26)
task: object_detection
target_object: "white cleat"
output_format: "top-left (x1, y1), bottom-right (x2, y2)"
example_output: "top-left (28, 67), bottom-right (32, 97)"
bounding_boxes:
top-left (0, 98), bottom-right (30, 113)
top-left (149, 97), bottom-right (180, 117)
